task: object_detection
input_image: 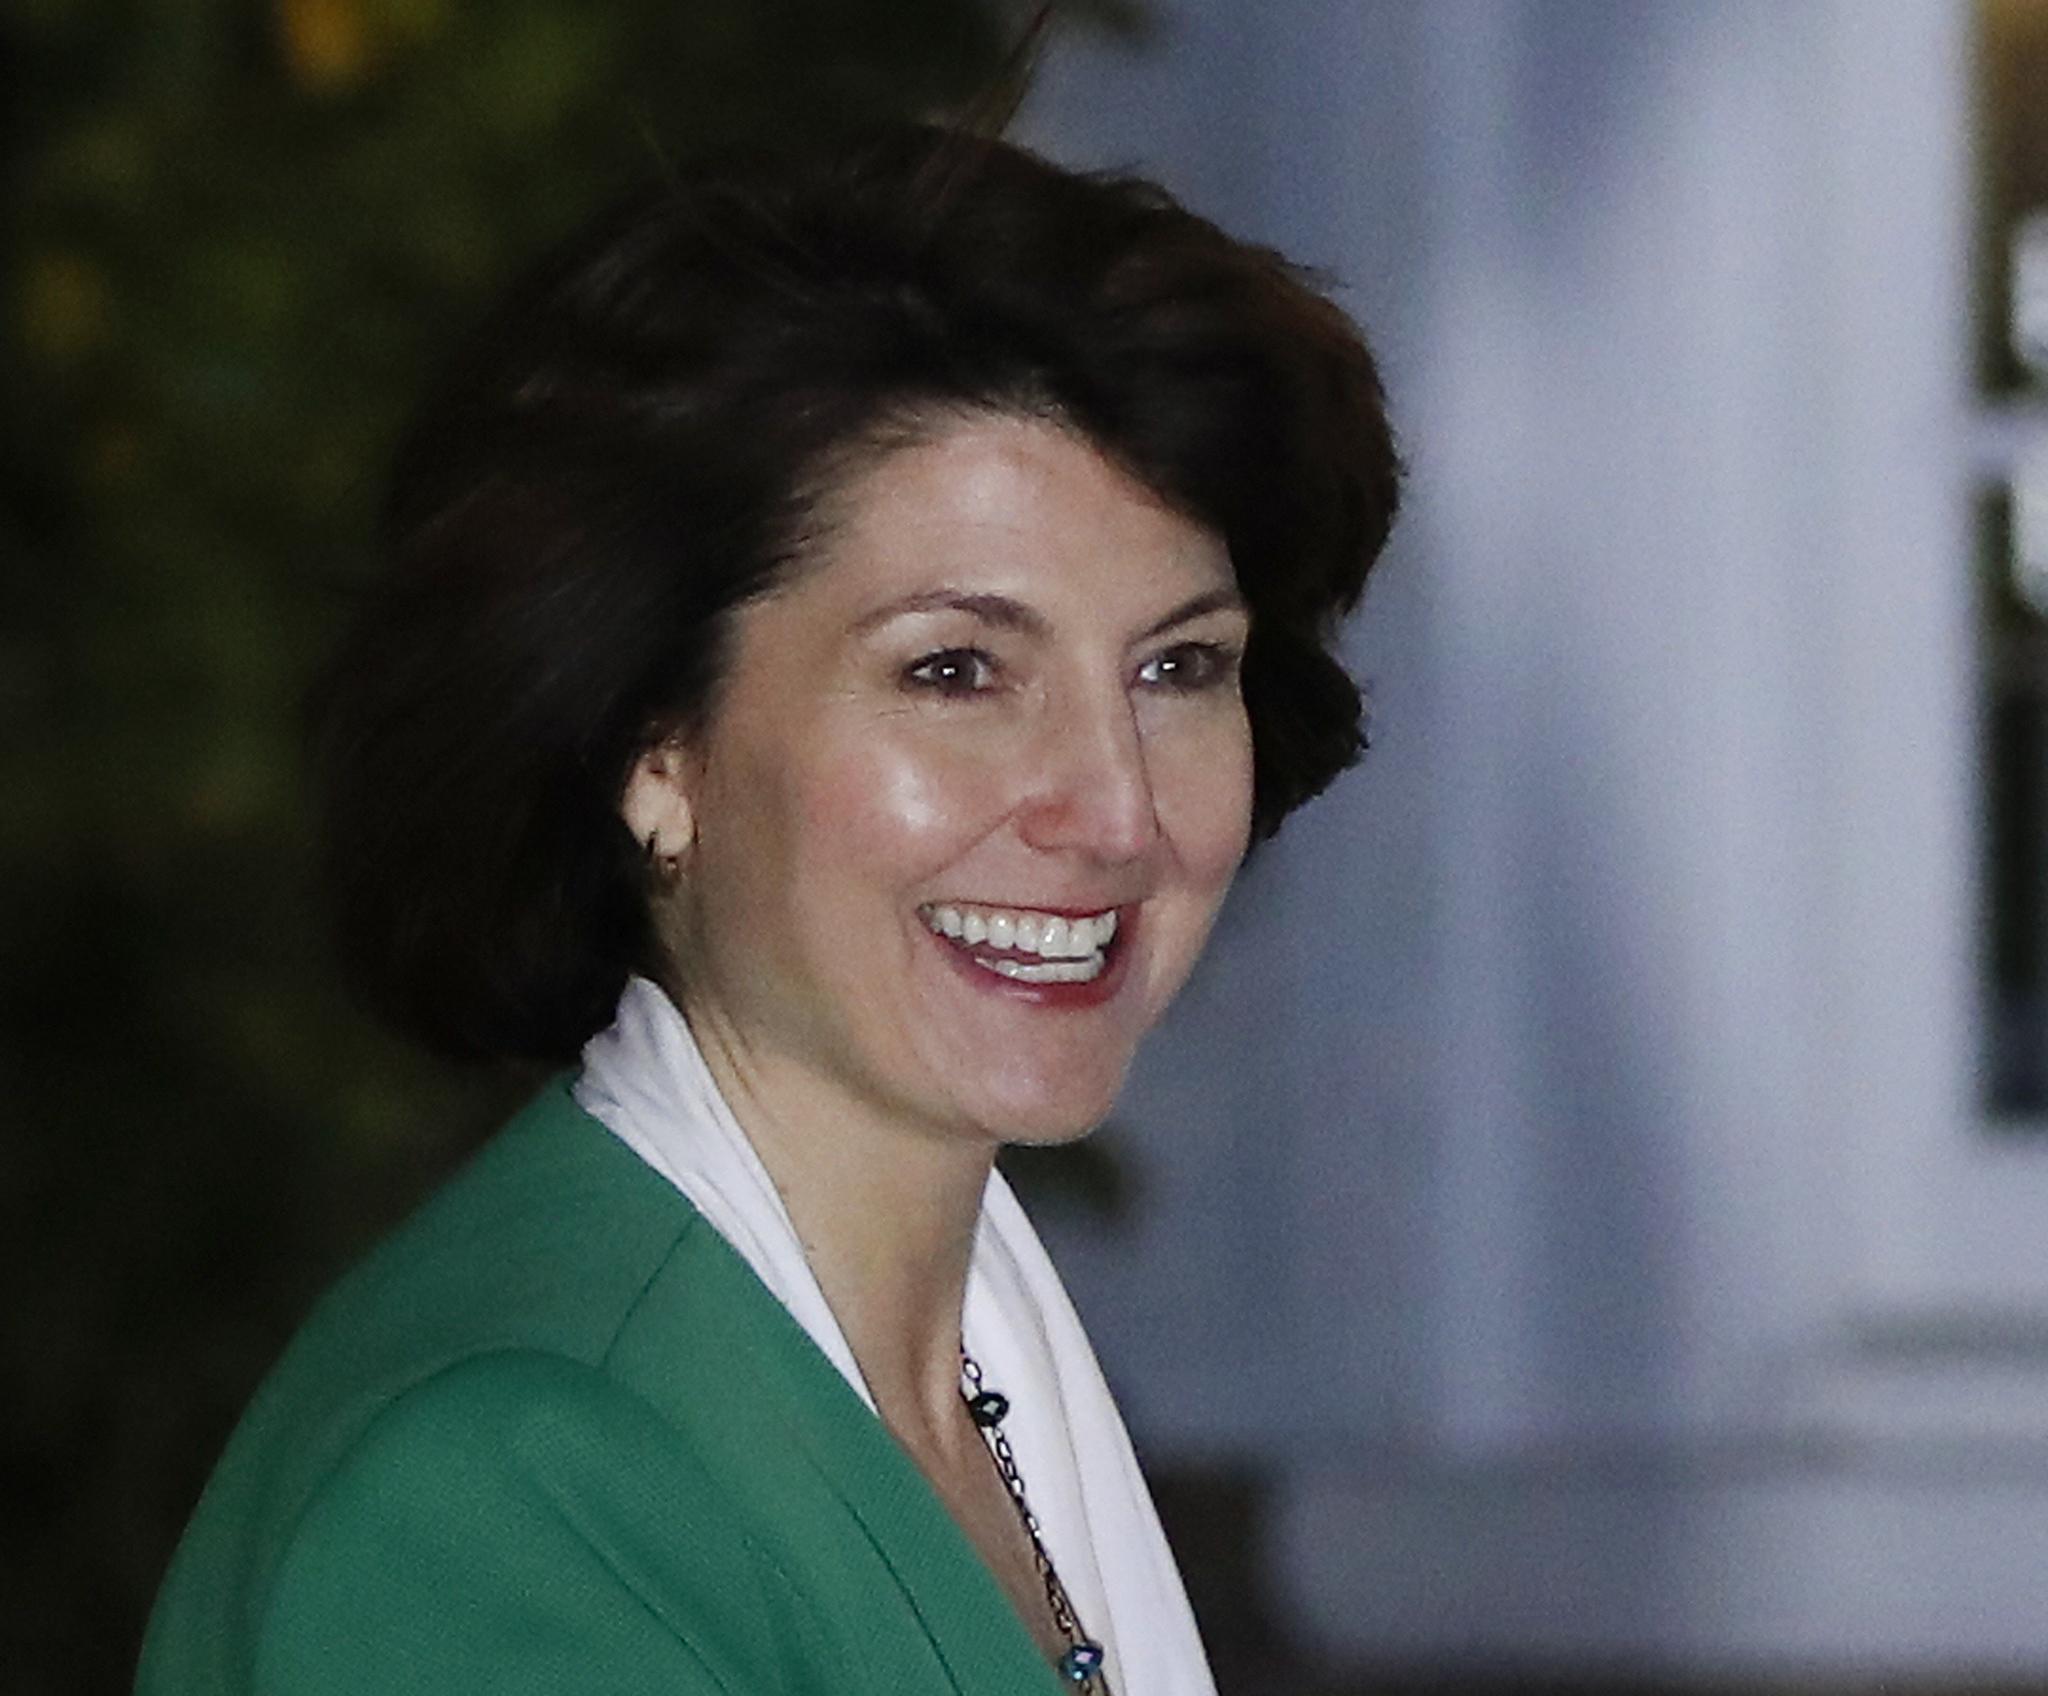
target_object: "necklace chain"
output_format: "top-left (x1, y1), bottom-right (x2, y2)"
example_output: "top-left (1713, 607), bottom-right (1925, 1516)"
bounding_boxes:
top-left (959, 1350), bottom-right (1110, 1692)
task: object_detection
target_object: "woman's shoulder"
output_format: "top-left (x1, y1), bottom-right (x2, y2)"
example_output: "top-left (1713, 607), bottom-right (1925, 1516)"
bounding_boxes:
top-left (136, 1084), bottom-right (741, 1693)
top-left (271, 1080), bottom-right (707, 1408)
top-left (146, 1343), bottom-right (806, 1696)
top-left (200, 1080), bottom-right (742, 1492)
top-left (139, 1085), bottom-right (1066, 1696)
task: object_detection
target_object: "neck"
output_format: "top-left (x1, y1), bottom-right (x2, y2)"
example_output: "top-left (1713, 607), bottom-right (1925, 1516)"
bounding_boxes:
top-left (682, 995), bottom-right (998, 1451)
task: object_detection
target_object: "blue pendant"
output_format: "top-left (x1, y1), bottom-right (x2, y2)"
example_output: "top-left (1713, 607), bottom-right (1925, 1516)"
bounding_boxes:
top-left (1058, 1640), bottom-right (1105, 1683)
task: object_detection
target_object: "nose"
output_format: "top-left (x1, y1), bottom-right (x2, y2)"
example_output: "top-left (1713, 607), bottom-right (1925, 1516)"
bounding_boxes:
top-left (1015, 684), bottom-right (1160, 863)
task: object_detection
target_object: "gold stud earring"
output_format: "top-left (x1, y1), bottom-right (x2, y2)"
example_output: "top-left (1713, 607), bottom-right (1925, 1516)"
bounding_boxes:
top-left (643, 831), bottom-right (684, 887)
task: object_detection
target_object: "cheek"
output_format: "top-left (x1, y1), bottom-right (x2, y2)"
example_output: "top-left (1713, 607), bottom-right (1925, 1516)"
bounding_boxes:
top-left (1153, 711), bottom-right (1256, 888)
top-left (796, 721), bottom-right (1013, 881)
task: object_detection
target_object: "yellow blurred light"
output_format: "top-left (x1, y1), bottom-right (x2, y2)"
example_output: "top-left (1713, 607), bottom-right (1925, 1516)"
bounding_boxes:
top-left (277, 0), bottom-right (374, 91)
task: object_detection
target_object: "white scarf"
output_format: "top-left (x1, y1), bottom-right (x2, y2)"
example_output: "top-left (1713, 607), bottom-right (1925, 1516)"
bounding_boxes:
top-left (574, 975), bottom-right (1215, 1696)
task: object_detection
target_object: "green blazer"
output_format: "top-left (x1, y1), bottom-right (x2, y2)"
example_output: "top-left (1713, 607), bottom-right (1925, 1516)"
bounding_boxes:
top-left (137, 1082), bottom-right (1068, 1695)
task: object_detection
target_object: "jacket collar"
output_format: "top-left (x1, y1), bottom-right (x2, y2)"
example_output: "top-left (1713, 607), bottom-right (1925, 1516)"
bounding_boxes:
top-left (545, 1091), bottom-right (1065, 1695)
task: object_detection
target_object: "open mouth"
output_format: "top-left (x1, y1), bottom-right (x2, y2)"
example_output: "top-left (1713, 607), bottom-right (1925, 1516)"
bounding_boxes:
top-left (918, 902), bottom-right (1121, 985)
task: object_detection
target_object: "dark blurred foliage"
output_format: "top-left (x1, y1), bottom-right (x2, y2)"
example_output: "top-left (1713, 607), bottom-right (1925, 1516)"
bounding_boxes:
top-left (0, 2), bottom-right (1138, 1689)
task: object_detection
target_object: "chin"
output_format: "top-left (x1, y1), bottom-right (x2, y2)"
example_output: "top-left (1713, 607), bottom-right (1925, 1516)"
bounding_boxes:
top-left (996, 1108), bottom-right (1112, 1150)
top-left (968, 1071), bottom-right (1128, 1148)
top-left (909, 1019), bottom-right (1142, 1147)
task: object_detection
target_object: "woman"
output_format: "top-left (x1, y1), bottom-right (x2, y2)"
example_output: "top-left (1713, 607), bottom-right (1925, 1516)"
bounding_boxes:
top-left (137, 124), bottom-right (1399, 1695)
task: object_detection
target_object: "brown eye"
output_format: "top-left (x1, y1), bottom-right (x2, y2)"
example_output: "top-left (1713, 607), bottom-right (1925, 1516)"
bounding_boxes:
top-left (904, 648), bottom-right (997, 697)
top-left (1137, 641), bottom-right (1239, 692)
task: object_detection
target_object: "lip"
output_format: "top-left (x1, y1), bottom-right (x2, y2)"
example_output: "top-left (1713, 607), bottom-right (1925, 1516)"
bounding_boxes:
top-left (920, 904), bottom-right (1136, 1010)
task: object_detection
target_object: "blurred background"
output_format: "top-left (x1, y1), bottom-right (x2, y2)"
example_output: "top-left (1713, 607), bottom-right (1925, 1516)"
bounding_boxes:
top-left (9, 1), bottom-right (2048, 1692)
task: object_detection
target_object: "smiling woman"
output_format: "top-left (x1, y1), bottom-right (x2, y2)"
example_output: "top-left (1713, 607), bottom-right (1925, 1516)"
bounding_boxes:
top-left (629, 416), bottom-right (1254, 1153)
top-left (135, 125), bottom-right (1399, 1696)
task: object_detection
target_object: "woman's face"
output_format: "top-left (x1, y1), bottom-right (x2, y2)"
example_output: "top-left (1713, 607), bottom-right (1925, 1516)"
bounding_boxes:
top-left (633, 412), bottom-right (1254, 1147)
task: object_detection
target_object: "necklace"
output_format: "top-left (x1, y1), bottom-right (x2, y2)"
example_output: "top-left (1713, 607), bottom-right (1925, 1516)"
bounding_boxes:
top-left (959, 1350), bottom-right (1110, 1691)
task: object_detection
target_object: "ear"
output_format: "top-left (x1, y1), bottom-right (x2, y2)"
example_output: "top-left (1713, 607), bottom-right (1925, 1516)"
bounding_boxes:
top-left (621, 740), bottom-right (698, 873)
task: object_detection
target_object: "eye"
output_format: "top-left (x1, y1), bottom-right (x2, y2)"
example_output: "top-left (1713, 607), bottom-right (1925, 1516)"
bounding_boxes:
top-left (1137, 640), bottom-right (1240, 693)
top-left (903, 647), bottom-right (999, 698)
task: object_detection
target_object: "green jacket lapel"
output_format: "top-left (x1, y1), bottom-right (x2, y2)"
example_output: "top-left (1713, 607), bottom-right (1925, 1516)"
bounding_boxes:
top-left (553, 1094), bottom-right (1067, 1696)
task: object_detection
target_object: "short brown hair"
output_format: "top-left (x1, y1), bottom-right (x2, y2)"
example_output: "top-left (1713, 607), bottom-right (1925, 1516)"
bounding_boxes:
top-left (316, 125), bottom-right (1402, 1063)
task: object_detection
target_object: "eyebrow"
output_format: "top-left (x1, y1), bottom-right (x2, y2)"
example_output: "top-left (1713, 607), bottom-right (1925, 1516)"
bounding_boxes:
top-left (851, 585), bottom-right (1247, 641)
top-left (1136, 586), bottom-right (1247, 641)
top-left (851, 590), bottom-right (1048, 637)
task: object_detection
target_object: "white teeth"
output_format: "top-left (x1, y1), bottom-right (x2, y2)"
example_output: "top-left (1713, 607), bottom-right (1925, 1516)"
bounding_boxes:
top-left (974, 954), bottom-right (1106, 984)
top-left (920, 903), bottom-right (1120, 961)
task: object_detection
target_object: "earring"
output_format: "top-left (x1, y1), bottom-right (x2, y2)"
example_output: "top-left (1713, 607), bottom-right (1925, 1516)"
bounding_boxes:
top-left (643, 831), bottom-right (683, 887)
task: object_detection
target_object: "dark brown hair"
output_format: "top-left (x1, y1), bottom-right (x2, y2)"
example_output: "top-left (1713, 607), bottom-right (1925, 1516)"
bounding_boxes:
top-left (316, 124), bottom-right (1401, 1063)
